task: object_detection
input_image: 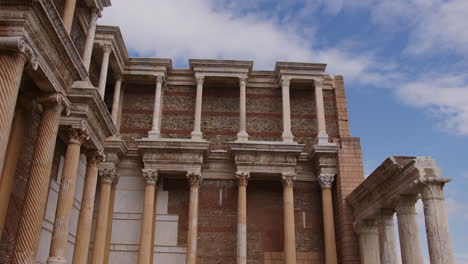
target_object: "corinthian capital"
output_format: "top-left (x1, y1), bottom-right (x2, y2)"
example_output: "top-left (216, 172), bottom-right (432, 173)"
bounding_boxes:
top-left (186, 171), bottom-right (202, 186)
top-left (66, 127), bottom-right (90, 145)
top-left (314, 78), bottom-right (323, 88)
top-left (239, 75), bottom-right (248, 86)
top-left (318, 172), bottom-right (335, 189)
top-left (236, 171), bottom-right (250, 187)
top-left (86, 149), bottom-right (105, 165)
top-left (281, 76), bottom-right (291, 87)
top-left (195, 75), bottom-right (205, 85)
top-left (0, 36), bottom-right (39, 70)
top-left (281, 172), bottom-right (296, 188)
top-left (90, 8), bottom-right (102, 20)
top-left (142, 168), bottom-right (159, 185)
top-left (37, 93), bottom-right (71, 115)
top-left (101, 43), bottom-right (112, 54)
top-left (98, 168), bottom-right (117, 183)
top-left (155, 74), bottom-right (165, 84)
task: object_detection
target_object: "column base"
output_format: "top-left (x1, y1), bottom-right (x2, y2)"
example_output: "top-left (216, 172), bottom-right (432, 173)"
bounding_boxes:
top-left (148, 130), bottom-right (161, 139)
top-left (236, 131), bottom-right (249, 142)
top-left (316, 132), bottom-right (330, 145)
top-left (191, 131), bottom-right (203, 140)
top-left (282, 132), bottom-right (294, 143)
top-left (47, 257), bottom-right (67, 264)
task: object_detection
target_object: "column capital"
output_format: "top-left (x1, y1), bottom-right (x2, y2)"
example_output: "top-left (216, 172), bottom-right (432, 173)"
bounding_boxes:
top-left (354, 219), bottom-right (378, 235)
top-left (313, 78), bottom-right (324, 87)
top-left (281, 172), bottom-right (296, 188)
top-left (155, 74), bottom-right (165, 84)
top-left (65, 127), bottom-right (89, 145)
top-left (186, 171), bottom-right (202, 187)
top-left (86, 149), bottom-right (105, 165)
top-left (98, 168), bottom-right (117, 184)
top-left (239, 75), bottom-right (248, 85)
top-left (318, 171), bottom-right (335, 189)
top-left (0, 36), bottom-right (39, 70)
top-left (420, 177), bottom-right (450, 201)
top-left (236, 171), bottom-right (250, 187)
top-left (37, 93), bottom-right (71, 115)
top-left (142, 168), bottom-right (159, 185)
top-left (101, 43), bottom-right (112, 54)
top-left (90, 8), bottom-right (102, 19)
top-left (195, 75), bottom-right (205, 85)
top-left (114, 73), bottom-right (123, 82)
top-left (281, 76), bottom-right (291, 86)
top-left (395, 194), bottom-right (419, 215)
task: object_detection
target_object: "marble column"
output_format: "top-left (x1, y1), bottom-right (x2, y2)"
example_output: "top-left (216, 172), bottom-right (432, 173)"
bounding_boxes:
top-left (186, 171), bottom-right (202, 264)
top-left (72, 151), bottom-right (104, 264)
top-left (395, 195), bottom-right (423, 264)
top-left (82, 8), bottom-right (101, 71)
top-left (281, 77), bottom-right (294, 142)
top-left (11, 94), bottom-right (70, 264)
top-left (91, 168), bottom-right (117, 264)
top-left (138, 169), bottom-right (159, 264)
top-left (0, 106), bottom-right (26, 237)
top-left (0, 37), bottom-right (38, 185)
top-left (98, 44), bottom-right (112, 99)
top-left (281, 173), bottom-right (297, 264)
top-left (148, 75), bottom-right (165, 139)
top-left (421, 178), bottom-right (455, 264)
top-left (111, 75), bottom-right (123, 125)
top-left (104, 183), bottom-right (117, 264)
top-left (355, 220), bottom-right (381, 264)
top-left (236, 171), bottom-right (250, 264)
top-left (314, 79), bottom-right (329, 144)
top-left (61, 0), bottom-right (77, 33)
top-left (191, 75), bottom-right (204, 140)
top-left (237, 76), bottom-right (249, 141)
top-left (377, 209), bottom-right (398, 264)
top-left (318, 172), bottom-right (338, 264)
top-left (47, 128), bottom-right (89, 264)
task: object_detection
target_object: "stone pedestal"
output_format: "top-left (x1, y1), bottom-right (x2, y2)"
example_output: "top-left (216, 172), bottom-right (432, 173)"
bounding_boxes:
top-left (396, 195), bottom-right (423, 264)
top-left (355, 220), bottom-right (380, 264)
top-left (282, 173), bottom-right (297, 264)
top-left (377, 209), bottom-right (398, 264)
top-left (72, 151), bottom-right (104, 264)
top-left (47, 128), bottom-right (89, 264)
top-left (11, 94), bottom-right (69, 264)
top-left (236, 171), bottom-right (249, 264)
top-left (138, 169), bottom-right (159, 264)
top-left (186, 172), bottom-right (202, 264)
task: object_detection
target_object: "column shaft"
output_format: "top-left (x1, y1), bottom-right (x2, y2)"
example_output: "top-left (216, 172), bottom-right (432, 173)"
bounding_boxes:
top-left (72, 152), bottom-right (102, 264)
top-left (314, 79), bottom-right (329, 144)
top-left (111, 77), bottom-right (122, 125)
top-left (186, 173), bottom-right (201, 264)
top-left (0, 106), bottom-right (26, 236)
top-left (237, 77), bottom-right (248, 141)
top-left (282, 174), bottom-right (296, 264)
top-left (149, 75), bottom-right (164, 138)
top-left (421, 180), bottom-right (455, 264)
top-left (396, 195), bottom-right (424, 264)
top-left (281, 77), bottom-right (293, 142)
top-left (321, 188), bottom-right (338, 264)
top-left (377, 210), bottom-right (398, 264)
top-left (0, 53), bottom-right (26, 185)
top-left (61, 0), bottom-right (77, 33)
top-left (12, 94), bottom-right (68, 264)
top-left (356, 220), bottom-right (381, 264)
top-left (191, 76), bottom-right (204, 140)
top-left (98, 45), bottom-right (112, 99)
top-left (91, 169), bottom-right (115, 264)
top-left (138, 169), bottom-right (158, 264)
top-left (104, 184), bottom-right (117, 264)
top-left (236, 172), bottom-right (249, 264)
top-left (82, 9), bottom-right (100, 71)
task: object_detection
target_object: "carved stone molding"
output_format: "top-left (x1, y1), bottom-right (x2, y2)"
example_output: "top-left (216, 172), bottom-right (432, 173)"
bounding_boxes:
top-left (318, 171), bottom-right (336, 189)
top-left (86, 149), bottom-right (105, 165)
top-left (187, 171), bottom-right (202, 187)
top-left (236, 171), bottom-right (250, 187)
top-left (37, 93), bottom-right (71, 115)
top-left (98, 168), bottom-right (117, 183)
top-left (142, 168), bottom-right (159, 185)
top-left (65, 127), bottom-right (90, 145)
top-left (281, 173), bottom-right (296, 188)
top-left (0, 36), bottom-right (39, 70)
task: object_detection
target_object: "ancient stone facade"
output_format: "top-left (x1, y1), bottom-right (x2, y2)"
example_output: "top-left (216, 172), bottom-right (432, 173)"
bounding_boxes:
top-left (0, 1), bottom-right (455, 264)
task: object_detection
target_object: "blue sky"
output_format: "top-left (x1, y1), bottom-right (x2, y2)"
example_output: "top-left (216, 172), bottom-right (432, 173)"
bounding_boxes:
top-left (101, 0), bottom-right (468, 262)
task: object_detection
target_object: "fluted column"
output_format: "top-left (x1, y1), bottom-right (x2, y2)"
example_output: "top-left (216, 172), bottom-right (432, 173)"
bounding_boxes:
top-left (377, 209), bottom-right (398, 264)
top-left (281, 77), bottom-right (293, 142)
top-left (91, 168), bottom-right (117, 264)
top-left (395, 195), bottom-right (423, 264)
top-left (47, 128), bottom-right (89, 264)
top-left (191, 75), bottom-right (204, 140)
top-left (236, 171), bottom-right (249, 264)
top-left (11, 93), bottom-right (70, 264)
top-left (318, 172), bottom-right (338, 264)
top-left (281, 173), bottom-right (297, 264)
top-left (237, 76), bottom-right (248, 141)
top-left (0, 106), bottom-right (26, 237)
top-left (355, 220), bottom-right (381, 264)
top-left (82, 8), bottom-right (101, 71)
top-left (0, 37), bottom-right (38, 185)
top-left (421, 178), bottom-right (455, 264)
top-left (62, 0), bottom-right (77, 33)
top-left (111, 75), bottom-right (123, 125)
top-left (98, 44), bottom-right (112, 99)
top-left (138, 169), bottom-right (159, 264)
top-left (148, 75), bottom-right (165, 139)
top-left (314, 79), bottom-right (329, 144)
top-left (186, 171), bottom-right (202, 264)
top-left (72, 151), bottom-right (105, 264)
